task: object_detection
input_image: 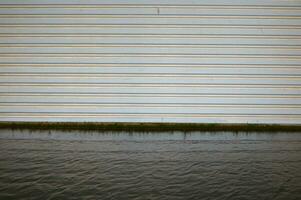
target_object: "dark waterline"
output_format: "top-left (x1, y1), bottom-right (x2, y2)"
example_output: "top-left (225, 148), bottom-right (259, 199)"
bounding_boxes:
top-left (0, 130), bottom-right (301, 200)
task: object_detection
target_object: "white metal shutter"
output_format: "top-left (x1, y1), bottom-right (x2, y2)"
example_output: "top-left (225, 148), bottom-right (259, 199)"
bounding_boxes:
top-left (0, 0), bottom-right (301, 124)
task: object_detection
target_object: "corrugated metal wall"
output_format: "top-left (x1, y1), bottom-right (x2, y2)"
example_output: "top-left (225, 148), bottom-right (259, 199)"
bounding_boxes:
top-left (0, 0), bottom-right (301, 124)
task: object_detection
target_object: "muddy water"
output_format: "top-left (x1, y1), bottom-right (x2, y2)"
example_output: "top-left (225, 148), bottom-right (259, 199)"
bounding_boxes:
top-left (0, 130), bottom-right (301, 200)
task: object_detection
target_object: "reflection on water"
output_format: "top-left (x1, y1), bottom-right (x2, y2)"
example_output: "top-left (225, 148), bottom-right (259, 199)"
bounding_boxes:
top-left (0, 129), bottom-right (301, 200)
top-left (1, 129), bottom-right (301, 141)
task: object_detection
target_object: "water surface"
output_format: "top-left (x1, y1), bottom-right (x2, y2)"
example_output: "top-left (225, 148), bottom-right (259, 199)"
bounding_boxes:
top-left (0, 130), bottom-right (301, 200)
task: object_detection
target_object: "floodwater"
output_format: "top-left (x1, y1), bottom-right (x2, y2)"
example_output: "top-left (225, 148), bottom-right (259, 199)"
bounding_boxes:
top-left (0, 130), bottom-right (301, 200)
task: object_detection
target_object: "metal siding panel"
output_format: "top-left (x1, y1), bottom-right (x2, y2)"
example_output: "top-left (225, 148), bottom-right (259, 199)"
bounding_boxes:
top-left (1, 85), bottom-right (300, 95)
top-left (1, 95), bottom-right (301, 105)
top-left (0, 1), bottom-right (300, 124)
top-left (1, 36), bottom-right (301, 46)
top-left (1, 66), bottom-right (301, 75)
top-left (1, 26), bottom-right (301, 35)
top-left (1, 46), bottom-right (301, 55)
top-left (0, 0), bottom-right (300, 6)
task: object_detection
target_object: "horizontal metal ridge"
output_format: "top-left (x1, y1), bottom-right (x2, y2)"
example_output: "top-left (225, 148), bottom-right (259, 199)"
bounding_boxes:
top-left (1, 15), bottom-right (301, 19)
top-left (1, 83), bottom-right (300, 87)
top-left (0, 102), bottom-right (301, 109)
top-left (1, 44), bottom-right (301, 48)
top-left (1, 113), bottom-right (301, 117)
top-left (1, 34), bottom-right (300, 38)
top-left (1, 54), bottom-right (301, 58)
top-left (1, 92), bottom-right (300, 96)
top-left (0, 0), bottom-right (300, 9)
top-left (0, 44), bottom-right (301, 49)
top-left (1, 93), bottom-right (300, 97)
top-left (1, 83), bottom-right (299, 87)
top-left (1, 24), bottom-right (300, 28)
top-left (1, 73), bottom-right (300, 77)
top-left (1, 63), bottom-right (288, 66)
top-left (1, 103), bottom-right (300, 107)
top-left (2, 73), bottom-right (299, 76)
top-left (0, 63), bottom-right (300, 67)
top-left (1, 5), bottom-right (301, 8)
top-left (1, 74), bottom-right (300, 77)
top-left (2, 103), bottom-right (301, 107)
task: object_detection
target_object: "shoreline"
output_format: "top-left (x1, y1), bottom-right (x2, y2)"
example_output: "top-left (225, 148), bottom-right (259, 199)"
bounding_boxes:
top-left (0, 122), bottom-right (301, 133)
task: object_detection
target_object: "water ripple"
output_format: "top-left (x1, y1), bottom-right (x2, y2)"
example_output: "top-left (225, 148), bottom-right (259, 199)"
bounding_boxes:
top-left (0, 130), bottom-right (301, 200)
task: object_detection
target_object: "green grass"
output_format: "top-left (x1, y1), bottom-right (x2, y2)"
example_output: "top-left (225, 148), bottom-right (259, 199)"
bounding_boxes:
top-left (0, 122), bottom-right (301, 132)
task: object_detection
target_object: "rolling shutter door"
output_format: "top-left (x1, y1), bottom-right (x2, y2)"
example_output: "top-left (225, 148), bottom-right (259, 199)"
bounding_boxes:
top-left (0, 0), bottom-right (301, 124)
